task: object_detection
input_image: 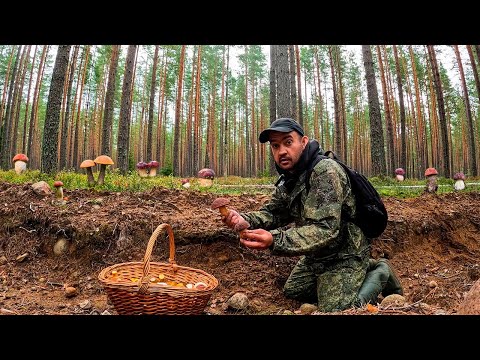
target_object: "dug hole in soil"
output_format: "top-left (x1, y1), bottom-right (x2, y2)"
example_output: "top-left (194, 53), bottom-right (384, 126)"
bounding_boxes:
top-left (0, 182), bottom-right (479, 315)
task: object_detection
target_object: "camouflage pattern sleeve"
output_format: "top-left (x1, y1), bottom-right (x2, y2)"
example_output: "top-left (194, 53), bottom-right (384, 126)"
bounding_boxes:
top-left (240, 185), bottom-right (293, 230)
top-left (270, 159), bottom-right (352, 257)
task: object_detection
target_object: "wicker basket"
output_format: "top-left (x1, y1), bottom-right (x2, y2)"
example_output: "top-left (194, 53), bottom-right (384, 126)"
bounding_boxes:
top-left (98, 223), bottom-right (218, 315)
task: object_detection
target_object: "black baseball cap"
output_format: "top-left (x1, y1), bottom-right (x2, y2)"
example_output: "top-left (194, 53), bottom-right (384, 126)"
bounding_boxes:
top-left (259, 118), bottom-right (305, 143)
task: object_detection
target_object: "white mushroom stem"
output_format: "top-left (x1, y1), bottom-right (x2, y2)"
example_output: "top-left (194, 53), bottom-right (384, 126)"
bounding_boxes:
top-left (138, 168), bottom-right (148, 177)
top-left (395, 174), bottom-right (404, 181)
top-left (454, 179), bottom-right (465, 191)
top-left (14, 161), bottom-right (27, 175)
top-left (149, 168), bottom-right (157, 177)
top-left (55, 186), bottom-right (64, 200)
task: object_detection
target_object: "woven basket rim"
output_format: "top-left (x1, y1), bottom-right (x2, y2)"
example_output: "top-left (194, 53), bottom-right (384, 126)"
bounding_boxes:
top-left (98, 261), bottom-right (219, 293)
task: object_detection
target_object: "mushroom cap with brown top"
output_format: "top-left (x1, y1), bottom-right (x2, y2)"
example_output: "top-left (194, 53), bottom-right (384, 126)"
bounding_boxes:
top-left (53, 181), bottom-right (64, 187)
top-left (453, 172), bottom-right (466, 181)
top-left (211, 197), bottom-right (230, 210)
top-left (395, 168), bottom-right (405, 175)
top-left (12, 153), bottom-right (29, 163)
top-left (198, 168), bottom-right (215, 179)
top-left (80, 159), bottom-right (96, 168)
top-left (94, 155), bottom-right (114, 165)
top-left (425, 167), bottom-right (438, 177)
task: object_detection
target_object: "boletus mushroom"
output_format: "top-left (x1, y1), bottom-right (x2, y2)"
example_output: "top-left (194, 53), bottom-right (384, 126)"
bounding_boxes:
top-left (12, 153), bottom-right (29, 175)
top-left (453, 172), bottom-right (466, 191)
top-left (94, 155), bottom-right (114, 185)
top-left (53, 181), bottom-right (66, 205)
top-left (394, 168), bottom-right (405, 182)
top-left (198, 168), bottom-right (215, 187)
top-left (80, 159), bottom-right (96, 186)
top-left (148, 161), bottom-right (159, 177)
top-left (425, 167), bottom-right (439, 193)
top-left (136, 161), bottom-right (149, 177)
top-left (181, 178), bottom-right (191, 188)
top-left (211, 197), bottom-right (250, 236)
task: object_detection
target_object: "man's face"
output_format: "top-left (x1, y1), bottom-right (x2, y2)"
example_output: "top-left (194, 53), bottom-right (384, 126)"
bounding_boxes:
top-left (268, 131), bottom-right (308, 171)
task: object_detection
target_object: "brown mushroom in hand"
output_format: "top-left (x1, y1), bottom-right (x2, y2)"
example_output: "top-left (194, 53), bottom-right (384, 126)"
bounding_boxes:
top-left (12, 153), bottom-right (29, 175)
top-left (53, 181), bottom-right (66, 205)
top-left (94, 155), bottom-right (114, 185)
top-left (425, 167), bottom-right (438, 193)
top-left (80, 159), bottom-right (96, 186)
top-left (211, 197), bottom-right (250, 236)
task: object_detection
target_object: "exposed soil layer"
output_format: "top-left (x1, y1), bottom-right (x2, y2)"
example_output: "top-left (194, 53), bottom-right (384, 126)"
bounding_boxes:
top-left (1, 182), bottom-right (479, 315)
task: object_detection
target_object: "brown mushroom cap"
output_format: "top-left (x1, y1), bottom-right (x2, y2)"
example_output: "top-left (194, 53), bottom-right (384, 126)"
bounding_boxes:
top-left (94, 155), bottom-right (114, 165)
top-left (453, 172), bottom-right (466, 180)
top-left (80, 159), bottom-right (96, 168)
top-left (211, 197), bottom-right (230, 210)
top-left (425, 167), bottom-right (438, 176)
top-left (198, 168), bottom-right (215, 179)
top-left (54, 181), bottom-right (64, 187)
top-left (12, 153), bottom-right (29, 163)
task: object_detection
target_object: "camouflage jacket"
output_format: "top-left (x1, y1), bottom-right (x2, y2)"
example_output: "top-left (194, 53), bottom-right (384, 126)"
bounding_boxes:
top-left (241, 158), bottom-right (368, 261)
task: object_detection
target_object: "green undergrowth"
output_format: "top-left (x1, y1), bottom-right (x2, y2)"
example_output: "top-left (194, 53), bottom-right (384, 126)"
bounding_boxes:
top-left (0, 169), bottom-right (479, 198)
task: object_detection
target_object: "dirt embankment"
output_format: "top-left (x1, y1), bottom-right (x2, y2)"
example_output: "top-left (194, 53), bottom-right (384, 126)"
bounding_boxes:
top-left (0, 182), bottom-right (479, 315)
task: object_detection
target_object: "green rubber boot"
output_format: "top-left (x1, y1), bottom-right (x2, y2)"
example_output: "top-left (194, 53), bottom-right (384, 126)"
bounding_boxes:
top-left (356, 258), bottom-right (403, 306)
top-left (378, 258), bottom-right (403, 297)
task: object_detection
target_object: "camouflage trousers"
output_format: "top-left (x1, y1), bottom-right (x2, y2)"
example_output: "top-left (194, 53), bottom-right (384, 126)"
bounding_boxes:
top-left (283, 254), bottom-right (369, 312)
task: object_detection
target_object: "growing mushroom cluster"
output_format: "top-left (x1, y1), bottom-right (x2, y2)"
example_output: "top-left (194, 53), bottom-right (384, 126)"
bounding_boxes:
top-left (136, 161), bottom-right (159, 178)
top-left (79, 155), bottom-right (114, 186)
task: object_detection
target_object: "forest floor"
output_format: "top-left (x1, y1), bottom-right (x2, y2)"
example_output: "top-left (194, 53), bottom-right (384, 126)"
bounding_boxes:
top-left (0, 182), bottom-right (479, 316)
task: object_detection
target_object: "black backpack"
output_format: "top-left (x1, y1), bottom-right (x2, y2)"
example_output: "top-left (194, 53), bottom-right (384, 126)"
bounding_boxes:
top-left (306, 150), bottom-right (388, 239)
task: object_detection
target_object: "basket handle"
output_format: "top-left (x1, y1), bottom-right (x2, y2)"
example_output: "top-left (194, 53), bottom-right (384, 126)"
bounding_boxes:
top-left (138, 223), bottom-right (178, 294)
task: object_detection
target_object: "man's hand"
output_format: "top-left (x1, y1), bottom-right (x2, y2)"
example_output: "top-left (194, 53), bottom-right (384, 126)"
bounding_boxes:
top-left (239, 229), bottom-right (273, 250)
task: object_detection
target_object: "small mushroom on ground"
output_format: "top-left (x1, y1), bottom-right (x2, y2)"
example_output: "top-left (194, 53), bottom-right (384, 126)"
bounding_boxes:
top-left (94, 155), bottom-right (114, 185)
top-left (453, 172), bottom-right (466, 191)
top-left (425, 167), bottom-right (438, 193)
top-left (181, 178), bottom-right (191, 188)
top-left (148, 161), bottom-right (159, 177)
top-left (53, 181), bottom-right (66, 205)
top-left (80, 159), bottom-right (96, 186)
top-left (198, 168), bottom-right (215, 187)
top-left (12, 153), bottom-right (29, 175)
top-left (394, 167), bottom-right (405, 182)
top-left (136, 161), bottom-right (149, 177)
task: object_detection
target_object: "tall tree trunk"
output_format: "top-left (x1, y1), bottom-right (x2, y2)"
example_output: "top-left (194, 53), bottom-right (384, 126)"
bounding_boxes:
top-left (362, 45), bottom-right (386, 176)
top-left (117, 45), bottom-right (137, 174)
top-left (22, 46), bottom-right (38, 153)
top-left (28, 46), bottom-right (48, 169)
top-left (193, 46), bottom-right (202, 173)
top-left (288, 45), bottom-right (297, 121)
top-left (101, 45), bottom-right (120, 156)
top-left (393, 45), bottom-right (407, 172)
top-left (329, 45), bottom-right (342, 160)
top-left (59, 45), bottom-right (79, 169)
top-left (269, 45), bottom-right (277, 175)
top-left (42, 45), bottom-right (71, 174)
top-left (224, 45), bottom-right (230, 177)
top-left (146, 45), bottom-right (159, 162)
top-left (276, 45), bottom-right (290, 118)
top-left (376, 45), bottom-right (395, 174)
top-left (0, 45), bottom-right (21, 169)
top-left (173, 45), bottom-right (186, 176)
top-left (427, 45), bottom-right (450, 178)
top-left (295, 45), bottom-right (304, 127)
top-left (454, 45), bottom-right (477, 176)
